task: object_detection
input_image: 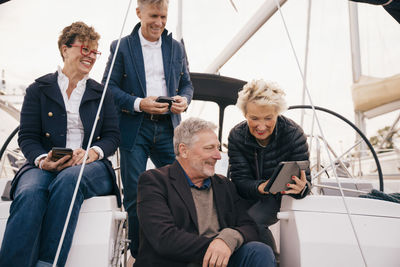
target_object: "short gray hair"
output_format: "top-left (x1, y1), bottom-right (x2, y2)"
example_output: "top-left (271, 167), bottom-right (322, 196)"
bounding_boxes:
top-left (173, 117), bottom-right (218, 156)
top-left (137, 0), bottom-right (169, 9)
top-left (236, 79), bottom-right (287, 115)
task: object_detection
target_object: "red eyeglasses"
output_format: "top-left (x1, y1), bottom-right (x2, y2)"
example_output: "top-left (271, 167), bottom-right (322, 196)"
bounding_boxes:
top-left (70, 44), bottom-right (101, 59)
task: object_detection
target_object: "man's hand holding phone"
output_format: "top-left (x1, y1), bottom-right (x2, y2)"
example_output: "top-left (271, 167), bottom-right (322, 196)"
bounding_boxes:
top-left (139, 95), bottom-right (186, 114)
top-left (170, 95), bottom-right (187, 114)
top-left (140, 96), bottom-right (170, 114)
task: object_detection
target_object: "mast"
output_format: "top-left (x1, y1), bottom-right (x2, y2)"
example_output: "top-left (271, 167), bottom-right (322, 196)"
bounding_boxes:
top-left (176, 0), bottom-right (183, 42)
top-left (348, 2), bottom-right (367, 159)
top-left (205, 0), bottom-right (287, 74)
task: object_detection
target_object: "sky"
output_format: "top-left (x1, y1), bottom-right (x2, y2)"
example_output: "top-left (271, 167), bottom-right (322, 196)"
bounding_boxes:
top-left (0, 0), bottom-right (399, 156)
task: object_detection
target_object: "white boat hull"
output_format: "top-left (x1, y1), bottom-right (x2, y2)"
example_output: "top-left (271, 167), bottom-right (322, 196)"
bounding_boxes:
top-left (278, 195), bottom-right (400, 267)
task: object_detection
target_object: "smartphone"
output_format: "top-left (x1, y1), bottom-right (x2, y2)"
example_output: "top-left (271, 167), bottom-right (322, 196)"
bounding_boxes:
top-left (264, 160), bottom-right (309, 193)
top-left (51, 147), bottom-right (73, 161)
top-left (156, 96), bottom-right (176, 109)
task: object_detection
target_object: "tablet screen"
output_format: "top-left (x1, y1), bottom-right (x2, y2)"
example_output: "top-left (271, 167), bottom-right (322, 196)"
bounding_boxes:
top-left (264, 160), bottom-right (309, 193)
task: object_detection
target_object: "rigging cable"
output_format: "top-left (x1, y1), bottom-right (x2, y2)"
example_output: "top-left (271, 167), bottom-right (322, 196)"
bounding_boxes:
top-left (300, 0), bottom-right (312, 127)
top-left (52, 0), bottom-right (134, 266)
top-left (272, 0), bottom-right (369, 266)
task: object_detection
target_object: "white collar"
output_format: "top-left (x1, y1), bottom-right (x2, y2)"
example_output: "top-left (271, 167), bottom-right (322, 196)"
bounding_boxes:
top-left (57, 66), bottom-right (88, 93)
top-left (138, 27), bottom-right (162, 48)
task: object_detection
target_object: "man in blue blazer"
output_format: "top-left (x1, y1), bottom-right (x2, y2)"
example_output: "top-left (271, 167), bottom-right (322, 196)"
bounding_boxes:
top-left (102, 0), bottom-right (194, 257)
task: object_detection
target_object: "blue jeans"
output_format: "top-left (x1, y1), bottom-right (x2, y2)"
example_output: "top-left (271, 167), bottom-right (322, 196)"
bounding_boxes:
top-left (0, 161), bottom-right (113, 267)
top-left (120, 118), bottom-right (175, 257)
top-left (228, 241), bottom-right (276, 267)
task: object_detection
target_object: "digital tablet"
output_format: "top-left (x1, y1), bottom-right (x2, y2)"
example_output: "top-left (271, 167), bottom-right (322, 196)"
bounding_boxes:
top-left (264, 160), bottom-right (309, 193)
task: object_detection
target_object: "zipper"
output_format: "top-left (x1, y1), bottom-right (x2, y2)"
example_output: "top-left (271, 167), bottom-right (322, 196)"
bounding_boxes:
top-left (254, 149), bottom-right (265, 180)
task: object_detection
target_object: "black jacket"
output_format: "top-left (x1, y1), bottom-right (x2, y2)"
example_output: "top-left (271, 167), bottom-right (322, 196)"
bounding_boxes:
top-left (228, 116), bottom-right (310, 207)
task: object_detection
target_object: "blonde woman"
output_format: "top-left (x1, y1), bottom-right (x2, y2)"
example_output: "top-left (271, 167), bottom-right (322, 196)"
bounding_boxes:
top-left (228, 79), bottom-right (310, 256)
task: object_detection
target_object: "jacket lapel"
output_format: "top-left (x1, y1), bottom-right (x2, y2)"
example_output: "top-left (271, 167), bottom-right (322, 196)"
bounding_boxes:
top-left (38, 72), bottom-right (65, 110)
top-left (128, 24), bottom-right (147, 96)
top-left (161, 32), bottom-right (172, 93)
top-left (79, 79), bottom-right (102, 146)
top-left (80, 79), bottom-right (102, 105)
top-left (169, 161), bottom-right (199, 230)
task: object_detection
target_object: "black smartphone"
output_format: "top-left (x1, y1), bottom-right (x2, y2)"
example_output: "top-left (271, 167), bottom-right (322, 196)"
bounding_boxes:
top-left (51, 147), bottom-right (73, 161)
top-left (156, 96), bottom-right (176, 109)
top-left (264, 160), bottom-right (309, 193)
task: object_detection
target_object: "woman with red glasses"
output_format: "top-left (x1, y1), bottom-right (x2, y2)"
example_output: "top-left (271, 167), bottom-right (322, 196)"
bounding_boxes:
top-left (0, 21), bottom-right (120, 267)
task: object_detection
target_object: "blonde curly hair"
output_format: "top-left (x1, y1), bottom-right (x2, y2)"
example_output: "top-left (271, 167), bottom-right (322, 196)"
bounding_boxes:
top-left (236, 79), bottom-right (287, 115)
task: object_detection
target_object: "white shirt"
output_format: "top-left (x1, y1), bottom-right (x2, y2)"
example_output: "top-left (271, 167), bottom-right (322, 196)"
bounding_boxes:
top-left (134, 27), bottom-right (168, 112)
top-left (34, 67), bottom-right (103, 166)
top-left (58, 66), bottom-right (86, 150)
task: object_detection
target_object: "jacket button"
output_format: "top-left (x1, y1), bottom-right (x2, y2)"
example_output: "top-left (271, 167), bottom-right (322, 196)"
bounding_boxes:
top-left (180, 72), bottom-right (184, 75)
top-left (48, 112), bottom-right (53, 117)
top-left (45, 133), bottom-right (50, 138)
top-left (123, 74), bottom-right (127, 78)
top-left (176, 89), bottom-right (179, 92)
top-left (97, 136), bottom-right (101, 140)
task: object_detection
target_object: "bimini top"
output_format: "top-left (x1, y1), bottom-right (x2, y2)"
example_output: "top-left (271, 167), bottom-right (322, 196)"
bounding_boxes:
top-left (190, 72), bottom-right (247, 108)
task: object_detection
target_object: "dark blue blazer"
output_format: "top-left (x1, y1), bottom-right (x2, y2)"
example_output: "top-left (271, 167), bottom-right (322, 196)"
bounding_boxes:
top-left (11, 72), bottom-right (121, 205)
top-left (102, 23), bottom-right (194, 151)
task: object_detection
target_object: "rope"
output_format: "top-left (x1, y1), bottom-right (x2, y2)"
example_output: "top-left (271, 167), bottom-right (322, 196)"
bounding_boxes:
top-left (359, 189), bottom-right (400, 203)
top-left (272, 0), bottom-right (369, 265)
top-left (52, 0), bottom-right (134, 265)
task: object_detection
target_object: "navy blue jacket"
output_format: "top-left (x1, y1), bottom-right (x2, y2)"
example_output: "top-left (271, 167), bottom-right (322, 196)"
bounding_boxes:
top-left (11, 72), bottom-right (121, 205)
top-left (102, 23), bottom-right (194, 151)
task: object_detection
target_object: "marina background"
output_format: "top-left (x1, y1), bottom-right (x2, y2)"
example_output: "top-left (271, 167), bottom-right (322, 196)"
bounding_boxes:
top-left (1, 0), bottom-right (399, 153)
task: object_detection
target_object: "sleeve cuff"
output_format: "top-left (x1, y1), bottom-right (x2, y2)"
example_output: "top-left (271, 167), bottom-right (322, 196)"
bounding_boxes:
top-left (216, 228), bottom-right (244, 253)
top-left (301, 181), bottom-right (312, 197)
top-left (91, 146), bottom-right (104, 160)
top-left (255, 180), bottom-right (267, 196)
top-left (34, 154), bottom-right (48, 167)
top-left (134, 97), bottom-right (143, 112)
